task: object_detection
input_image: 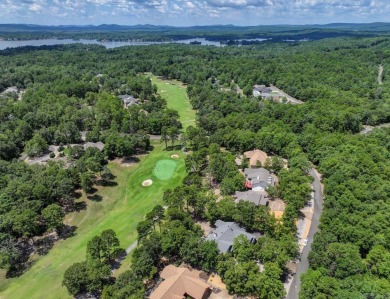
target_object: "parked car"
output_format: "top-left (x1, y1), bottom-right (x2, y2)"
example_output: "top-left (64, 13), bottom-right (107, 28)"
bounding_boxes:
top-left (303, 238), bottom-right (308, 246)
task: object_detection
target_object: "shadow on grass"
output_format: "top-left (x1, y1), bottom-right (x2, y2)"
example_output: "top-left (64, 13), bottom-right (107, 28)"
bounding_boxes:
top-left (163, 144), bottom-right (182, 151)
top-left (5, 225), bottom-right (77, 278)
top-left (97, 180), bottom-right (118, 187)
top-left (87, 194), bottom-right (103, 202)
top-left (69, 201), bottom-right (87, 213)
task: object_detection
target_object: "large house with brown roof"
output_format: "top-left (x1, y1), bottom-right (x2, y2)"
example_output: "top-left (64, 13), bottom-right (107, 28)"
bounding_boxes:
top-left (244, 149), bottom-right (269, 168)
top-left (150, 265), bottom-right (211, 299)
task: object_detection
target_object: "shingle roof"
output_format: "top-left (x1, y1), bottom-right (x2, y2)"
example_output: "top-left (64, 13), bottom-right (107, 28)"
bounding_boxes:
top-left (244, 149), bottom-right (268, 167)
top-left (206, 220), bottom-right (257, 253)
top-left (234, 190), bottom-right (268, 206)
top-left (118, 94), bottom-right (139, 106)
top-left (150, 265), bottom-right (210, 299)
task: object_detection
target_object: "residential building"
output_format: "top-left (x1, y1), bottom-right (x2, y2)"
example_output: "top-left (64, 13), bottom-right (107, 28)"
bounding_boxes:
top-left (234, 190), bottom-right (268, 206)
top-left (244, 168), bottom-right (273, 192)
top-left (150, 265), bottom-right (211, 299)
top-left (244, 149), bottom-right (269, 168)
top-left (118, 94), bottom-right (139, 108)
top-left (206, 220), bottom-right (257, 253)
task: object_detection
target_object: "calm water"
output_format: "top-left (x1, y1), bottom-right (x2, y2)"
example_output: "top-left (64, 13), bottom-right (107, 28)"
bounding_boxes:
top-left (0, 38), bottom-right (223, 50)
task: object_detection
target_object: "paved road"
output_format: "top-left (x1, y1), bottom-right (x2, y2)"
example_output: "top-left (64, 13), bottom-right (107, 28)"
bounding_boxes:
top-left (378, 64), bottom-right (384, 85)
top-left (360, 123), bottom-right (390, 135)
top-left (270, 85), bottom-right (304, 105)
top-left (286, 169), bottom-right (324, 299)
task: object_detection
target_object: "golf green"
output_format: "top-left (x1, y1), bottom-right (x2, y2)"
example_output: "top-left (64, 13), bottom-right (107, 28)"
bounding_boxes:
top-left (153, 159), bottom-right (178, 180)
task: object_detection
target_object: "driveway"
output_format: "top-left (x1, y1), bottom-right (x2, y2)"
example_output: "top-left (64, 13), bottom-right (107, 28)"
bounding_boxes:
top-left (286, 169), bottom-right (324, 299)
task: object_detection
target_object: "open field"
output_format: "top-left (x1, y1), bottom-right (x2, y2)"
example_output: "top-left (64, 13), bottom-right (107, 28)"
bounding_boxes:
top-left (0, 144), bottom-right (186, 299)
top-left (148, 74), bottom-right (197, 130)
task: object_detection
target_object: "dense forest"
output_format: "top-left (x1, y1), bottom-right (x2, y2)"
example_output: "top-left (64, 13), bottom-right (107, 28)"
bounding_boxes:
top-left (0, 35), bottom-right (389, 298)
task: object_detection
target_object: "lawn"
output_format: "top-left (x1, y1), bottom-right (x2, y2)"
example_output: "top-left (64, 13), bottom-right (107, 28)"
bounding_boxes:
top-left (148, 74), bottom-right (197, 130)
top-left (0, 144), bottom-right (186, 299)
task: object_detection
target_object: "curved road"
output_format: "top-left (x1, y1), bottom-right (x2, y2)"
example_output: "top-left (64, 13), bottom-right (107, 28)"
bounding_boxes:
top-left (286, 169), bottom-right (324, 299)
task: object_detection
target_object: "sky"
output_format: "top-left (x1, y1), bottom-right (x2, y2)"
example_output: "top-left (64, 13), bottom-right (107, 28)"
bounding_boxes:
top-left (0, 0), bottom-right (388, 26)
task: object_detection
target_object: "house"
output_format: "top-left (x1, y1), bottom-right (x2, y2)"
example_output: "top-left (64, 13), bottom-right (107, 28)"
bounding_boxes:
top-left (150, 265), bottom-right (211, 299)
top-left (118, 94), bottom-right (139, 108)
top-left (83, 142), bottom-right (105, 151)
top-left (206, 220), bottom-right (257, 253)
top-left (253, 85), bottom-right (272, 98)
top-left (244, 168), bottom-right (273, 192)
top-left (1, 86), bottom-right (18, 96)
top-left (244, 149), bottom-right (269, 168)
top-left (234, 190), bottom-right (268, 206)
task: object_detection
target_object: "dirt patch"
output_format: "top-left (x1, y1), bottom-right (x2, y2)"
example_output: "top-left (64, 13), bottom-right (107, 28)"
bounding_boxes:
top-left (142, 179), bottom-right (153, 187)
top-left (171, 154), bottom-right (179, 159)
top-left (197, 221), bottom-right (213, 237)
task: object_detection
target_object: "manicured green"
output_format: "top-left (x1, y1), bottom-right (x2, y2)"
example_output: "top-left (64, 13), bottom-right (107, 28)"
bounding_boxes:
top-left (0, 145), bottom-right (186, 299)
top-left (149, 74), bottom-right (197, 129)
top-left (153, 159), bottom-right (177, 180)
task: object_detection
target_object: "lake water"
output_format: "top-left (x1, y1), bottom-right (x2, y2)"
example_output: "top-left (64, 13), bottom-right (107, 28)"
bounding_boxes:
top-left (0, 38), bottom-right (224, 50)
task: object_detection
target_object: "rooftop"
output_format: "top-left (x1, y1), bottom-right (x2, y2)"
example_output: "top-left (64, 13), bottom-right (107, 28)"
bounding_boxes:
top-left (150, 265), bottom-right (211, 299)
top-left (244, 167), bottom-right (273, 192)
top-left (234, 190), bottom-right (268, 206)
top-left (206, 220), bottom-right (257, 253)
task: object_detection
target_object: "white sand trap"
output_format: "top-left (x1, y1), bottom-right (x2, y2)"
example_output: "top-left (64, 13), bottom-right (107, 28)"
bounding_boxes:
top-left (142, 179), bottom-right (153, 187)
top-left (171, 154), bottom-right (179, 159)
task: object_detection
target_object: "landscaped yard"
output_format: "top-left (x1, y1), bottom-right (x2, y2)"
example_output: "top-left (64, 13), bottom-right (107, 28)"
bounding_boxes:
top-left (0, 144), bottom-right (186, 299)
top-left (149, 74), bottom-right (197, 130)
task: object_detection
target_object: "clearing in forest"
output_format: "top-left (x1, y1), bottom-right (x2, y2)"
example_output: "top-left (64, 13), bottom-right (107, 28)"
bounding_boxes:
top-left (148, 74), bottom-right (197, 129)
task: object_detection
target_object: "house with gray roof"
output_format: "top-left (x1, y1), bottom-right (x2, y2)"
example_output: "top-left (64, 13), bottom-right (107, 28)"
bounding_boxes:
top-left (244, 168), bottom-right (273, 192)
top-left (118, 94), bottom-right (139, 108)
top-left (206, 220), bottom-right (257, 253)
top-left (234, 190), bottom-right (268, 206)
top-left (253, 85), bottom-right (272, 98)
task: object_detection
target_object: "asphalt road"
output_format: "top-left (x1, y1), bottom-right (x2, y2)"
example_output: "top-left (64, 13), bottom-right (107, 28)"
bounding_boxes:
top-left (286, 169), bottom-right (324, 299)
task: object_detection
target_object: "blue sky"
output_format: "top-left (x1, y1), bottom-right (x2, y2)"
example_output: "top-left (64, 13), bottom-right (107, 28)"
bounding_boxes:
top-left (0, 0), bottom-right (388, 26)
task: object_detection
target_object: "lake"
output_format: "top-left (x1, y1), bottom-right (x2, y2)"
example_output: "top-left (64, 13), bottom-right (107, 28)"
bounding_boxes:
top-left (0, 38), bottom-right (224, 50)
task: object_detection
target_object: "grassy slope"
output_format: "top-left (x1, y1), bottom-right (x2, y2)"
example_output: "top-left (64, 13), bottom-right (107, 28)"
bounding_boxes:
top-left (0, 77), bottom-right (195, 299)
top-left (149, 75), bottom-right (197, 130)
top-left (0, 145), bottom-right (185, 299)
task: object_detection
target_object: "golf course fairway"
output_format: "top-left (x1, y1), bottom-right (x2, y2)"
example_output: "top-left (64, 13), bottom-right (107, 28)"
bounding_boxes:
top-left (0, 75), bottom-right (196, 298)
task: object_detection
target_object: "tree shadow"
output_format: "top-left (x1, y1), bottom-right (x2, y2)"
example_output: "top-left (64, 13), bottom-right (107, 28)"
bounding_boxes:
top-left (5, 259), bottom-right (36, 278)
top-left (122, 156), bottom-right (140, 164)
top-left (165, 144), bottom-right (182, 151)
top-left (68, 201), bottom-right (87, 213)
top-left (59, 225), bottom-right (77, 240)
top-left (87, 194), bottom-right (103, 202)
top-left (96, 180), bottom-right (118, 187)
top-left (110, 248), bottom-right (127, 271)
top-left (35, 233), bottom-right (58, 256)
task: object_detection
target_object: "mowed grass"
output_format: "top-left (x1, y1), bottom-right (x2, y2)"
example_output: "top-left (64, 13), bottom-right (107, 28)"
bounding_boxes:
top-left (153, 159), bottom-right (177, 180)
top-left (0, 144), bottom-right (186, 299)
top-left (148, 74), bottom-right (197, 130)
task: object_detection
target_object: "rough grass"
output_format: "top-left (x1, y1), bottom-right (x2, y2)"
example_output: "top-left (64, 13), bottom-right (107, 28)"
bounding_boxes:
top-left (153, 159), bottom-right (177, 180)
top-left (148, 74), bottom-right (197, 130)
top-left (0, 144), bottom-right (185, 299)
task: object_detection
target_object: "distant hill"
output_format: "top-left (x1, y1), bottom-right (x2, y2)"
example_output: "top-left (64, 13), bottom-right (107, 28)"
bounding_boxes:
top-left (0, 23), bottom-right (390, 33)
top-left (0, 23), bottom-right (388, 42)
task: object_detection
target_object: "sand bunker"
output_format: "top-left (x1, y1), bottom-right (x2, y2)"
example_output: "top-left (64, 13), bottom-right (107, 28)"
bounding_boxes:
top-left (142, 179), bottom-right (153, 187)
top-left (171, 154), bottom-right (179, 159)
